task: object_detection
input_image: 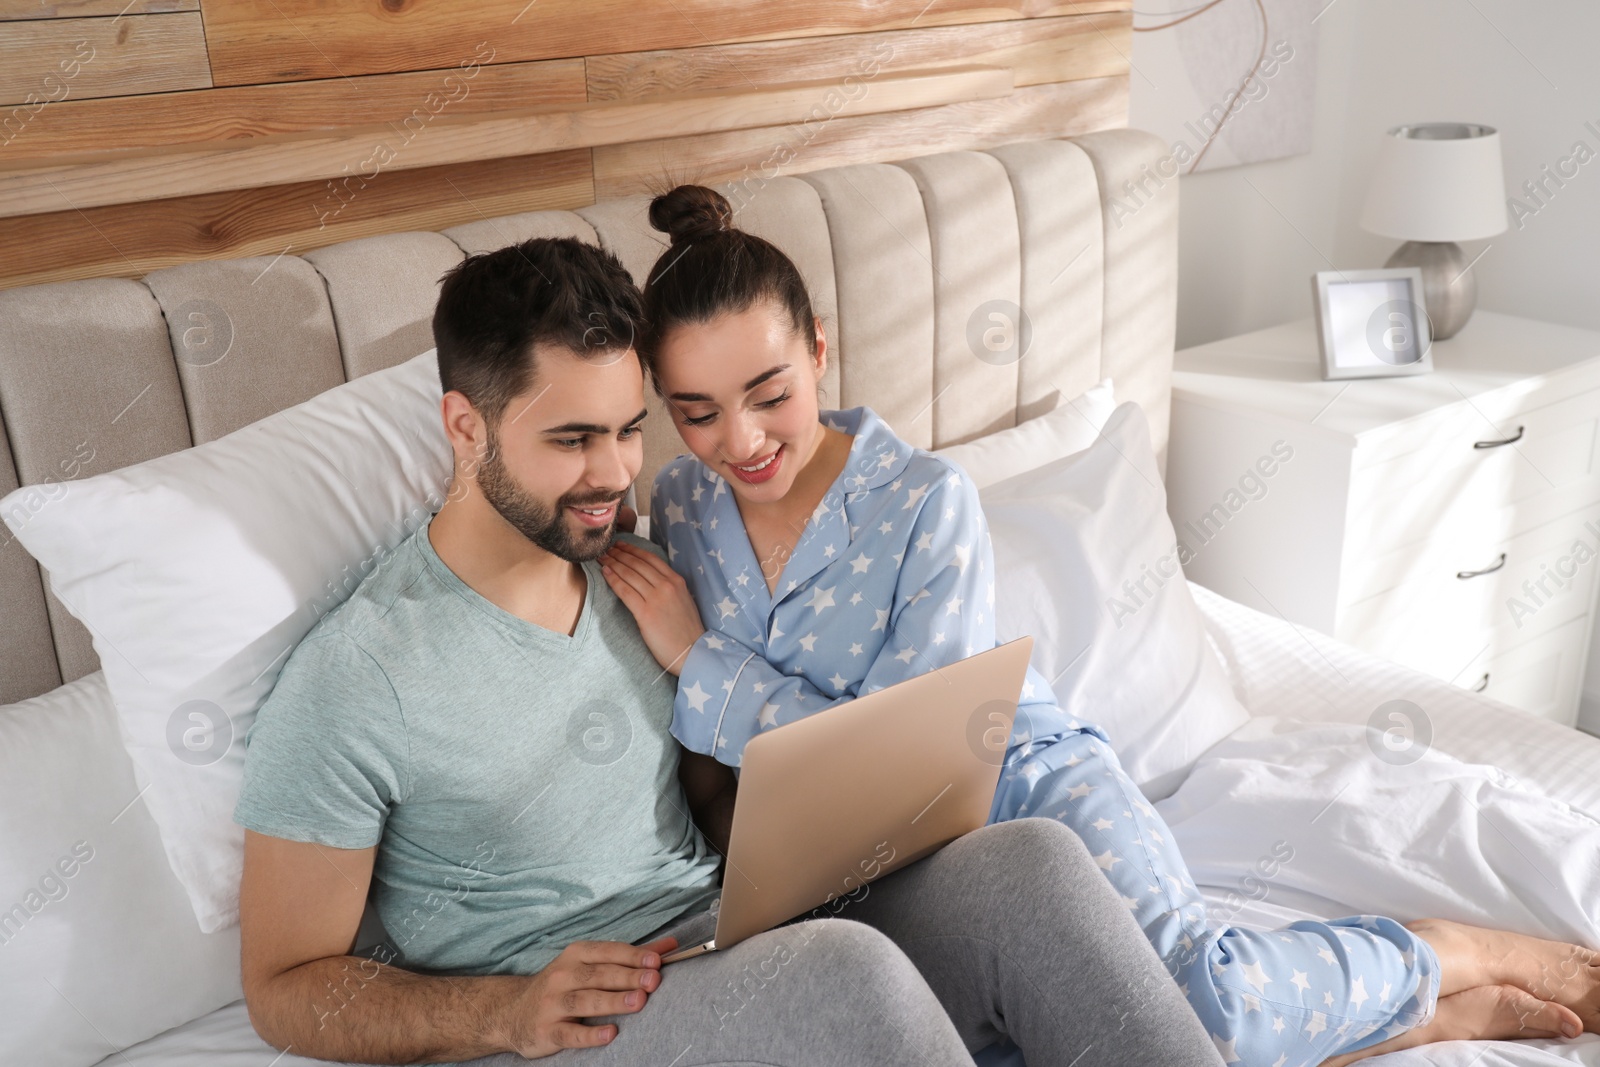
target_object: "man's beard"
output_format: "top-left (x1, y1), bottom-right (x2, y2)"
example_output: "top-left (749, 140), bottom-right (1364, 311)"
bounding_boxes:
top-left (476, 430), bottom-right (622, 563)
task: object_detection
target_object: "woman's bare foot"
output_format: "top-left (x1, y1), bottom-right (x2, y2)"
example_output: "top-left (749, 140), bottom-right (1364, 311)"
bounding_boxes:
top-left (1406, 918), bottom-right (1600, 1030)
top-left (1320, 983), bottom-right (1583, 1067)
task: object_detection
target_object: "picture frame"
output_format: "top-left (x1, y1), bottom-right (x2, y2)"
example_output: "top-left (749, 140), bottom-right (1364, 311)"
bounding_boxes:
top-left (1311, 268), bottom-right (1434, 380)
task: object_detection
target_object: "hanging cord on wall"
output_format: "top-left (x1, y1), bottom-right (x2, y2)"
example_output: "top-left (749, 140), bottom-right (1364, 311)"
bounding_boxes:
top-left (1131, 0), bottom-right (1233, 31)
top-left (1132, 0), bottom-right (1271, 173)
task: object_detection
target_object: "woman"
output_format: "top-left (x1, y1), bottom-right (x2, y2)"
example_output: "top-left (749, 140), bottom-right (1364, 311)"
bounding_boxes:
top-left (597, 185), bottom-right (1597, 1067)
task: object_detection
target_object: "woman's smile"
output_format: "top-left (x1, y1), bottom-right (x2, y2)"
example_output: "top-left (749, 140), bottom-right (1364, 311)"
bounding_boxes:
top-left (728, 444), bottom-right (784, 484)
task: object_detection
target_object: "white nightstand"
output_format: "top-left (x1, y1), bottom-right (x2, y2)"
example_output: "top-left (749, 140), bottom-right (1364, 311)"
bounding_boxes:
top-left (1166, 310), bottom-right (1600, 727)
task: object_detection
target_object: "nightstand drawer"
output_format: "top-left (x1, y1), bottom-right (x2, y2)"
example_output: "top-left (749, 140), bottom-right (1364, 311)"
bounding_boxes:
top-left (1350, 363), bottom-right (1600, 476)
top-left (1453, 614), bottom-right (1590, 726)
top-left (1340, 502), bottom-right (1600, 610)
top-left (1336, 507), bottom-right (1600, 673)
top-left (1346, 386), bottom-right (1600, 556)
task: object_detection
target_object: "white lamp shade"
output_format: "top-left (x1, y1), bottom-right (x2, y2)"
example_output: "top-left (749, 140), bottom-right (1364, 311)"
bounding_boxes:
top-left (1360, 123), bottom-right (1508, 242)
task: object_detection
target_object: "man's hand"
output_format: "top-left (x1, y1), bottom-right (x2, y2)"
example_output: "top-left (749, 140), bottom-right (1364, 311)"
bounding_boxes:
top-left (598, 541), bottom-right (705, 677)
top-left (499, 936), bottom-right (677, 1057)
top-left (240, 828), bottom-right (683, 1063)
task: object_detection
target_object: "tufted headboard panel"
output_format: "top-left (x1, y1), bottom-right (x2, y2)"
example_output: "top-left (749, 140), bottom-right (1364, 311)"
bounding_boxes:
top-left (0, 129), bottom-right (1177, 705)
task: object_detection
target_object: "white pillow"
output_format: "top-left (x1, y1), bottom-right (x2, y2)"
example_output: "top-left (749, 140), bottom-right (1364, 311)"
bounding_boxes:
top-left (982, 401), bottom-right (1250, 800)
top-left (934, 378), bottom-right (1114, 490)
top-left (0, 673), bottom-right (242, 1067)
top-left (0, 351), bottom-right (452, 932)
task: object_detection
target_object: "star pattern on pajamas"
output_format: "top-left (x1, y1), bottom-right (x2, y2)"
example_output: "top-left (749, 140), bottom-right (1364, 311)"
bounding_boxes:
top-left (993, 726), bottom-right (1442, 1067)
top-left (651, 405), bottom-right (1442, 1067)
top-left (649, 405), bottom-right (1073, 773)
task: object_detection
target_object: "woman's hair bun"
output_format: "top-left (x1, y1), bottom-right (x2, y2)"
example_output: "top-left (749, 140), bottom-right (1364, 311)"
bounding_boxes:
top-left (649, 184), bottom-right (734, 244)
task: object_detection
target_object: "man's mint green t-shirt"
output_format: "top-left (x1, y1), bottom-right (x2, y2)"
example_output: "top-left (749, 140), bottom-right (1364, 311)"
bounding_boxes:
top-left (233, 521), bottom-right (721, 976)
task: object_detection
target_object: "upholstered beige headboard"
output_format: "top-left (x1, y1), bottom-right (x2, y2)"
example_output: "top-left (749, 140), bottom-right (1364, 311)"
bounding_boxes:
top-left (0, 129), bottom-right (1177, 706)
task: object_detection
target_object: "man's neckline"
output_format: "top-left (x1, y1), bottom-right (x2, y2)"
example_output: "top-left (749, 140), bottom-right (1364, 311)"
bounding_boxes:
top-left (419, 518), bottom-right (597, 647)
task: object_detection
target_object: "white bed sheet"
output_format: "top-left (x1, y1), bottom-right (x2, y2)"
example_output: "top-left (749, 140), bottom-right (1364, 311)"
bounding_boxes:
top-left (1191, 582), bottom-right (1600, 818)
top-left (98, 583), bottom-right (1600, 1067)
top-left (1181, 581), bottom-right (1600, 1066)
top-left (89, 998), bottom-right (332, 1065)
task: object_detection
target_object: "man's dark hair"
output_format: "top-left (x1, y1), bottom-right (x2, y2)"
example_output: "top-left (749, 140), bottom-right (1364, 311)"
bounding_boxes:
top-left (432, 237), bottom-right (644, 425)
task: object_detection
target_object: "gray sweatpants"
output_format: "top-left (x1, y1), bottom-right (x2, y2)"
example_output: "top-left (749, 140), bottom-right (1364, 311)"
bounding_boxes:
top-left (454, 819), bottom-right (1223, 1067)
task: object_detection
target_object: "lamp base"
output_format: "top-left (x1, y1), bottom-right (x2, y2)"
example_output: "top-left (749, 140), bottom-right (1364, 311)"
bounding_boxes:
top-left (1384, 240), bottom-right (1477, 340)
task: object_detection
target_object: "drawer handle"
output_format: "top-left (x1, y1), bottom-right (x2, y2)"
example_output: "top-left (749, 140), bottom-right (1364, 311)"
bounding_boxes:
top-left (1455, 553), bottom-right (1507, 580)
top-left (1473, 672), bottom-right (1490, 692)
top-left (1473, 425), bottom-right (1524, 449)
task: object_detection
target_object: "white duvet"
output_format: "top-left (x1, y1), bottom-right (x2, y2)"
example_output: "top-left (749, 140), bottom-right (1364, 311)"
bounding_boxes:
top-left (99, 585), bottom-right (1600, 1066)
top-left (1167, 719), bottom-right (1600, 1065)
top-left (1178, 585), bottom-right (1600, 1066)
top-left (1167, 717), bottom-right (1600, 952)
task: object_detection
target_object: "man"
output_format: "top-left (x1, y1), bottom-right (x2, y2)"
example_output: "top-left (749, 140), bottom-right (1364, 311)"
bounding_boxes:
top-left (233, 237), bottom-right (1223, 1067)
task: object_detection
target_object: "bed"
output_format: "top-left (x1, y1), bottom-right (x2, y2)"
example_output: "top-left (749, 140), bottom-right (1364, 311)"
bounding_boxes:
top-left (0, 130), bottom-right (1596, 1067)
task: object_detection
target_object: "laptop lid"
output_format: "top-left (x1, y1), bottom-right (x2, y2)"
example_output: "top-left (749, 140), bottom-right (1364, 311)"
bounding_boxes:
top-left (710, 636), bottom-right (1034, 953)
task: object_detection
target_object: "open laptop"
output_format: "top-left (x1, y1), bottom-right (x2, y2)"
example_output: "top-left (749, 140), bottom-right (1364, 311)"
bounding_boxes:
top-left (660, 636), bottom-right (1034, 965)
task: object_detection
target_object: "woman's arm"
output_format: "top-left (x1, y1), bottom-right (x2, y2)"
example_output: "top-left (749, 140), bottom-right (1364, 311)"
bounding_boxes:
top-left (608, 464), bottom-right (1031, 767)
top-left (677, 750), bottom-right (736, 856)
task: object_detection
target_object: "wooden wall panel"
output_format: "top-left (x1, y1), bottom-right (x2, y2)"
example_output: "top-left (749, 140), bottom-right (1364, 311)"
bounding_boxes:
top-left (0, 13), bottom-right (210, 106)
top-left (1, 58), bottom-right (586, 161)
top-left (0, 0), bottom-right (196, 17)
top-left (199, 0), bottom-right (1130, 86)
top-left (593, 77), bottom-right (1128, 199)
top-left (586, 14), bottom-right (1130, 100)
top-left (0, 148), bottom-right (594, 291)
top-left (1, 67), bottom-right (1012, 217)
top-left (0, 2), bottom-right (1135, 290)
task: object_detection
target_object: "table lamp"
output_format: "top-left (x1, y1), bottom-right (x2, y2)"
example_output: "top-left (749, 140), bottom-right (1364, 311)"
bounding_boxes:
top-left (1359, 122), bottom-right (1507, 340)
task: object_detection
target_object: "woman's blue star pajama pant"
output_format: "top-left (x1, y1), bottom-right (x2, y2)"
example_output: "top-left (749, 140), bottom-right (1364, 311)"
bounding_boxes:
top-left (991, 724), bottom-right (1441, 1067)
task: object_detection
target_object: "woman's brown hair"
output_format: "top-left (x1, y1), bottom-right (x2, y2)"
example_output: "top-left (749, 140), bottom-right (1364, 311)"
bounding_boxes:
top-left (638, 185), bottom-right (817, 385)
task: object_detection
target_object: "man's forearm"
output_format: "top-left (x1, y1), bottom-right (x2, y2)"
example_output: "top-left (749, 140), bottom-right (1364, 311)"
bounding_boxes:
top-left (250, 949), bottom-right (523, 1064)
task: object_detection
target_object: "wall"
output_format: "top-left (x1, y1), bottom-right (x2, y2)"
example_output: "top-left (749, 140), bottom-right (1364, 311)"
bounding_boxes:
top-left (1134, 0), bottom-right (1600, 734)
top-left (1141, 0), bottom-right (1600, 349)
top-left (1130, 2), bottom-right (1353, 350)
top-left (1328, 2), bottom-right (1600, 333)
top-left (0, 0), bottom-right (1133, 290)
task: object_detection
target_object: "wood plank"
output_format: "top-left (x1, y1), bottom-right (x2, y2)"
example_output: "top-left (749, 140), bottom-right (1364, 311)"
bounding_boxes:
top-left (200, 0), bottom-right (1132, 86)
top-left (0, 148), bottom-right (594, 291)
top-left (592, 77), bottom-right (1128, 199)
top-left (0, 13), bottom-right (210, 107)
top-left (587, 13), bottom-right (1130, 101)
top-left (0, 0), bottom-right (196, 20)
top-left (0, 66), bottom-right (1014, 218)
top-left (0, 58), bottom-right (586, 162)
